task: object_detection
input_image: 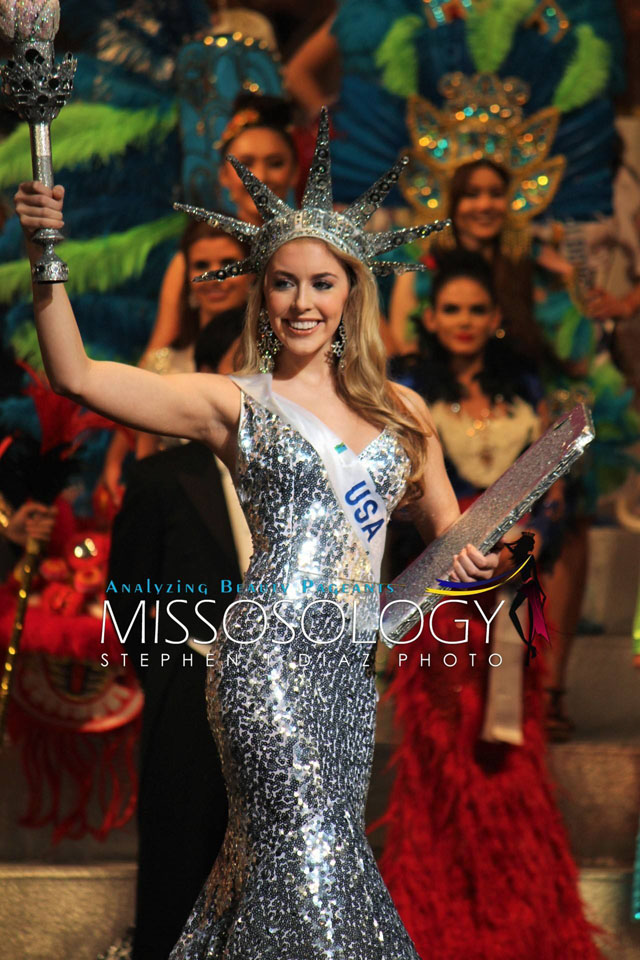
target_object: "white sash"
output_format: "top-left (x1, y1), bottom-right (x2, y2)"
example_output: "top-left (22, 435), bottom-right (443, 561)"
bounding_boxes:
top-left (230, 373), bottom-right (388, 581)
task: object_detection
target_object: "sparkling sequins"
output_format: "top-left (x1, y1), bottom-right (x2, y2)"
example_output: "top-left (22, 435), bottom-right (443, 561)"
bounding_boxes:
top-left (0, 0), bottom-right (60, 41)
top-left (400, 71), bottom-right (567, 225)
top-left (0, 28), bottom-right (75, 127)
top-left (168, 394), bottom-right (417, 959)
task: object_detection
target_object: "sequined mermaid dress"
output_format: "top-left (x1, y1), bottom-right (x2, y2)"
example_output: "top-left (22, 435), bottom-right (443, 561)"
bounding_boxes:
top-left (169, 377), bottom-right (419, 960)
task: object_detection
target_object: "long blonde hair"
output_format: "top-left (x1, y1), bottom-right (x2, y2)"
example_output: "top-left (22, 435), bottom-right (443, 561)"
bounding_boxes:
top-left (235, 242), bottom-right (429, 501)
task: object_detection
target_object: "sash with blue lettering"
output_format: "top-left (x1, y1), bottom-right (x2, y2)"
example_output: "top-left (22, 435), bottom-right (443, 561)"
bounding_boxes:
top-left (230, 374), bottom-right (389, 581)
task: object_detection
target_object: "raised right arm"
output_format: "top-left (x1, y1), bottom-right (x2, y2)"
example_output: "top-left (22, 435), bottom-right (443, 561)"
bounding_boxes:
top-left (15, 182), bottom-right (240, 457)
top-left (283, 16), bottom-right (339, 119)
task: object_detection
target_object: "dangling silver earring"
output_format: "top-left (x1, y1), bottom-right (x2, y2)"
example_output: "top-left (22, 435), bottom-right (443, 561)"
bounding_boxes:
top-left (257, 308), bottom-right (281, 373)
top-left (332, 318), bottom-right (347, 370)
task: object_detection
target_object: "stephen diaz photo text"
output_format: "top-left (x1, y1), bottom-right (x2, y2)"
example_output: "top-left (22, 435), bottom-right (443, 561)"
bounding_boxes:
top-left (99, 594), bottom-right (507, 669)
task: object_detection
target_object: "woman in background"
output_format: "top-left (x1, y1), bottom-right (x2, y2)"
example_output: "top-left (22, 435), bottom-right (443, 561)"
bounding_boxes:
top-left (389, 157), bottom-right (637, 739)
top-left (148, 93), bottom-right (299, 355)
top-left (101, 220), bottom-right (250, 488)
top-left (380, 250), bottom-right (601, 960)
top-left (389, 159), bottom-right (579, 365)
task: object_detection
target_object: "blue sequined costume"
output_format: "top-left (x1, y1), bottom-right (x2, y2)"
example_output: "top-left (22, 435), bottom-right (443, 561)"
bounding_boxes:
top-left (169, 382), bottom-right (418, 959)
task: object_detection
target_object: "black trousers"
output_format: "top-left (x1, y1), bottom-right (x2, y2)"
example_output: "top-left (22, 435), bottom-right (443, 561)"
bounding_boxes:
top-left (132, 657), bottom-right (227, 960)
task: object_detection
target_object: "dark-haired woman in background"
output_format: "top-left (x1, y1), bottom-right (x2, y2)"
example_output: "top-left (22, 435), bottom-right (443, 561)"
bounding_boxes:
top-left (151, 219), bottom-right (250, 372)
top-left (217, 92), bottom-right (299, 225)
top-left (100, 220), bottom-right (250, 486)
top-left (379, 251), bottom-right (601, 960)
top-left (389, 159), bottom-right (577, 363)
top-left (148, 93), bottom-right (299, 356)
top-left (388, 157), bottom-right (638, 739)
top-left (390, 250), bottom-right (548, 519)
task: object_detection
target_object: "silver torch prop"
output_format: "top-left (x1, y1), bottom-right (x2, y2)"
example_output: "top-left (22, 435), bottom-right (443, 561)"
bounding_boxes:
top-left (0, 0), bottom-right (76, 282)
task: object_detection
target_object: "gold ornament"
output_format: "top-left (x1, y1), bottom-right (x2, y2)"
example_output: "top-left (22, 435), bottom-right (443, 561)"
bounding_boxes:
top-left (399, 72), bottom-right (566, 249)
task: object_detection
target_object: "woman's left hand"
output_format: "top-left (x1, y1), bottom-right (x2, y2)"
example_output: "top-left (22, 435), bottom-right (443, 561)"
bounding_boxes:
top-left (447, 543), bottom-right (501, 582)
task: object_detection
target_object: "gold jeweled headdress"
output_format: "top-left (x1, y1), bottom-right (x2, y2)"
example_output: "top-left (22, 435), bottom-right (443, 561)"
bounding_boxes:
top-left (175, 107), bottom-right (451, 281)
top-left (217, 107), bottom-right (262, 152)
top-left (399, 72), bottom-right (566, 228)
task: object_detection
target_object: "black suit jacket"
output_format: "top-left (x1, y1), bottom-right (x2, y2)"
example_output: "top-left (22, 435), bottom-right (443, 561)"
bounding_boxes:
top-left (108, 441), bottom-right (242, 960)
top-left (108, 441), bottom-right (240, 755)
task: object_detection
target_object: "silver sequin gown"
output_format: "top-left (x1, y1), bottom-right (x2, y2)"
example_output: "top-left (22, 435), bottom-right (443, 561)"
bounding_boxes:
top-left (169, 386), bottom-right (420, 960)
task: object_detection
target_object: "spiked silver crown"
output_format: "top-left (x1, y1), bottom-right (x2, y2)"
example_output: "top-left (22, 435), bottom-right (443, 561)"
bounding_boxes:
top-left (175, 107), bottom-right (451, 282)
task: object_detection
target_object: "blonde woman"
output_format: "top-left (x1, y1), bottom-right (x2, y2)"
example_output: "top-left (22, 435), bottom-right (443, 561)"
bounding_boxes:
top-left (15, 113), bottom-right (500, 959)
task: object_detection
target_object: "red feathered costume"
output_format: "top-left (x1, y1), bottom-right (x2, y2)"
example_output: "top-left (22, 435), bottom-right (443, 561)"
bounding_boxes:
top-left (0, 363), bottom-right (141, 844)
top-left (375, 598), bottom-right (603, 959)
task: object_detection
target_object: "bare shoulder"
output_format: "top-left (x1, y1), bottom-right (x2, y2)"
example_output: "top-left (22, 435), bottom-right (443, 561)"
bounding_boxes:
top-left (197, 373), bottom-right (241, 418)
top-left (388, 380), bottom-right (435, 432)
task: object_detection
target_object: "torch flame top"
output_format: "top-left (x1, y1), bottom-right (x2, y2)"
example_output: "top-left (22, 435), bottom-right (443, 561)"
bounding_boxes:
top-left (0, 0), bottom-right (60, 43)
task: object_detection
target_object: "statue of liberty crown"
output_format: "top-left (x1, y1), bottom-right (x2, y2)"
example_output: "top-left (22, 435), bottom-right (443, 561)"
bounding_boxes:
top-left (175, 107), bottom-right (450, 281)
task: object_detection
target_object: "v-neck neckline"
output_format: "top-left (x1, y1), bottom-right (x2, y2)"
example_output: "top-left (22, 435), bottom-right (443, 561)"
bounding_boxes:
top-left (268, 375), bottom-right (386, 459)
